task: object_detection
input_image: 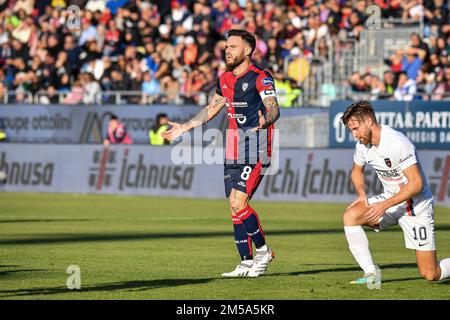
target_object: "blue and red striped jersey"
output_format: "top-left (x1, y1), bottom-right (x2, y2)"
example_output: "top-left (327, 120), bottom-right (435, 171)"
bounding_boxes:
top-left (216, 64), bottom-right (276, 164)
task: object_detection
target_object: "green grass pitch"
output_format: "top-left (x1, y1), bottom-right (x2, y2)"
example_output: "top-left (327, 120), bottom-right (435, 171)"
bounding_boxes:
top-left (0, 192), bottom-right (449, 300)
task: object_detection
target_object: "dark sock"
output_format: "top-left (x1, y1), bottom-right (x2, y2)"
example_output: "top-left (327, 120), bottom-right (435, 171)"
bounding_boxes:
top-left (237, 205), bottom-right (266, 249)
top-left (232, 215), bottom-right (253, 261)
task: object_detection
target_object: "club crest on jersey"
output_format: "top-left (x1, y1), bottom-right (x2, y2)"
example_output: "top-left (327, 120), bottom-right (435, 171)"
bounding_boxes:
top-left (384, 158), bottom-right (392, 168)
top-left (262, 77), bottom-right (274, 86)
top-left (242, 83), bottom-right (248, 91)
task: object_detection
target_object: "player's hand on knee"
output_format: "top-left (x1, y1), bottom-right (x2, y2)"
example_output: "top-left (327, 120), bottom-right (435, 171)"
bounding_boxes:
top-left (366, 202), bottom-right (387, 223)
top-left (346, 196), bottom-right (368, 211)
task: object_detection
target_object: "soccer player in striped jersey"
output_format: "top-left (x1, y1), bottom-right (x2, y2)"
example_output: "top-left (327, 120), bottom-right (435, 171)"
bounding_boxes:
top-left (341, 101), bottom-right (450, 285)
top-left (162, 29), bottom-right (280, 277)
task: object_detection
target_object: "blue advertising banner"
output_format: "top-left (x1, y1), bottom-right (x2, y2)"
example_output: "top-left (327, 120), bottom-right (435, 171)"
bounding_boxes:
top-left (329, 100), bottom-right (450, 149)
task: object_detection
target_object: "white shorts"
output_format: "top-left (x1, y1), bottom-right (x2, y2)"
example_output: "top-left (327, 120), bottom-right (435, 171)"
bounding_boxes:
top-left (368, 193), bottom-right (436, 251)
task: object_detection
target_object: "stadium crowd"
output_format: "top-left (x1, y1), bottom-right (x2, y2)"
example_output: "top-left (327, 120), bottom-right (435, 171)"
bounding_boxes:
top-left (0, 0), bottom-right (448, 106)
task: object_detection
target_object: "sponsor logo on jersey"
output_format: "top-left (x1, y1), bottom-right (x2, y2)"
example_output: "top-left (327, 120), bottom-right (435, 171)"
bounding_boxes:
top-left (262, 77), bottom-right (274, 86)
top-left (400, 153), bottom-right (413, 163)
top-left (227, 113), bottom-right (247, 124)
top-left (231, 101), bottom-right (248, 108)
top-left (376, 168), bottom-right (401, 180)
top-left (384, 158), bottom-right (392, 168)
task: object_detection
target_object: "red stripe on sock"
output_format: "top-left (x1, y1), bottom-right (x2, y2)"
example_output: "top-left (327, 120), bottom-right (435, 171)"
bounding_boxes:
top-left (236, 205), bottom-right (253, 220)
top-left (253, 209), bottom-right (266, 239)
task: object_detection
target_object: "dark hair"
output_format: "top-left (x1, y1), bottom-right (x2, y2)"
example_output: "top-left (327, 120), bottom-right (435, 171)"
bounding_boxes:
top-left (156, 113), bottom-right (168, 123)
top-left (227, 29), bottom-right (256, 56)
top-left (110, 114), bottom-right (118, 120)
top-left (341, 100), bottom-right (377, 128)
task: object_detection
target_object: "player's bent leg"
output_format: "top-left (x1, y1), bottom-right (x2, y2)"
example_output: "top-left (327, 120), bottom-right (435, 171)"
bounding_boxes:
top-left (416, 250), bottom-right (448, 281)
top-left (343, 202), bottom-right (379, 284)
top-left (343, 202), bottom-right (378, 227)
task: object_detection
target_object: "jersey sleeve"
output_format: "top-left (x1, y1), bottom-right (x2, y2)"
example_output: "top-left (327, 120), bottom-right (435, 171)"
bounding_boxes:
top-left (256, 71), bottom-right (277, 100)
top-left (398, 139), bottom-right (417, 171)
top-left (215, 77), bottom-right (223, 96)
top-left (353, 143), bottom-right (366, 166)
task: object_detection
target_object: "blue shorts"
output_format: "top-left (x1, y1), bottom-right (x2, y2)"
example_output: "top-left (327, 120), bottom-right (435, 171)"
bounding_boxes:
top-left (224, 161), bottom-right (266, 198)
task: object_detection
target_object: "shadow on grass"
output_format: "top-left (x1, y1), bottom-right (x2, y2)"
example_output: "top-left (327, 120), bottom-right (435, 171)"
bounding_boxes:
top-left (0, 219), bottom-right (96, 224)
top-left (0, 229), bottom-right (344, 245)
top-left (0, 269), bottom-right (45, 276)
top-left (0, 278), bottom-right (220, 298)
top-left (268, 263), bottom-right (417, 278)
top-left (2, 225), bottom-right (450, 246)
top-left (1, 263), bottom-right (445, 298)
top-left (382, 277), bottom-right (423, 283)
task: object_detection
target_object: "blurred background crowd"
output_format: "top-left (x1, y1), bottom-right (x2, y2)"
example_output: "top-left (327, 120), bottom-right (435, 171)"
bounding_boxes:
top-left (0, 0), bottom-right (448, 107)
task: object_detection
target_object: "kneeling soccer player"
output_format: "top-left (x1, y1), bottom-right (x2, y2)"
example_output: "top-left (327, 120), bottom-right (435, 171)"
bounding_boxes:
top-left (341, 101), bottom-right (450, 284)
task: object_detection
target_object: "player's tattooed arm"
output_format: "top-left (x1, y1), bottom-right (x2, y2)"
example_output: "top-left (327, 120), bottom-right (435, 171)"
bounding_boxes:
top-left (161, 93), bottom-right (225, 142)
top-left (263, 96), bottom-right (280, 127)
top-left (253, 96), bottom-right (280, 131)
top-left (181, 93), bottom-right (226, 132)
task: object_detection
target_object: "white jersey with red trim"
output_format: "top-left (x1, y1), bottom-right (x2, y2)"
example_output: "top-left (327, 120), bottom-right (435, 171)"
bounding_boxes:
top-left (354, 125), bottom-right (433, 215)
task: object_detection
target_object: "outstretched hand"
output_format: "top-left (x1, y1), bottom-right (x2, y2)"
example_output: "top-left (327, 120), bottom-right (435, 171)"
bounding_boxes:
top-left (161, 121), bottom-right (183, 142)
top-left (252, 110), bottom-right (267, 132)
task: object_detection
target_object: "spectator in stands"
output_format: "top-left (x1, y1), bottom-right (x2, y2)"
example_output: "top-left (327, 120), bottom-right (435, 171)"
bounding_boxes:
top-left (402, 0), bottom-right (425, 23)
top-left (103, 114), bottom-right (132, 146)
top-left (63, 80), bottom-right (84, 105)
top-left (432, 66), bottom-right (450, 100)
top-left (383, 71), bottom-right (397, 99)
top-left (82, 72), bottom-right (101, 105)
top-left (0, 0), bottom-right (447, 106)
top-left (367, 74), bottom-right (386, 101)
top-left (394, 71), bottom-right (417, 101)
top-left (273, 71), bottom-right (301, 108)
top-left (142, 71), bottom-right (160, 104)
top-left (287, 47), bottom-right (310, 86)
top-left (79, 18), bottom-right (99, 46)
top-left (348, 72), bottom-right (368, 92)
top-left (410, 32), bottom-right (430, 63)
top-left (148, 113), bottom-right (170, 145)
top-left (389, 47), bottom-right (426, 80)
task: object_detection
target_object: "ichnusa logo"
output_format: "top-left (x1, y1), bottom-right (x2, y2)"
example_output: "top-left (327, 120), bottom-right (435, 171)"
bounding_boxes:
top-left (89, 148), bottom-right (195, 192)
top-left (89, 148), bottom-right (117, 190)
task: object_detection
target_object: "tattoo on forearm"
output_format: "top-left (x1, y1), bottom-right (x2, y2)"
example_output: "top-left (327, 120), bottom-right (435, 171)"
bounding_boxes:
top-left (183, 94), bottom-right (225, 130)
top-left (262, 96), bottom-right (280, 127)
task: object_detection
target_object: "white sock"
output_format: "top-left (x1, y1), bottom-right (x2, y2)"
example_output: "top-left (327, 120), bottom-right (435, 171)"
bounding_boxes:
top-left (344, 225), bottom-right (376, 274)
top-left (241, 260), bottom-right (253, 267)
top-left (439, 258), bottom-right (450, 280)
top-left (256, 245), bottom-right (268, 252)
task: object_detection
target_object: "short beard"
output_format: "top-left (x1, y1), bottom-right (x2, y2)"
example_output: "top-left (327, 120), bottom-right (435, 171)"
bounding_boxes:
top-left (225, 54), bottom-right (246, 71)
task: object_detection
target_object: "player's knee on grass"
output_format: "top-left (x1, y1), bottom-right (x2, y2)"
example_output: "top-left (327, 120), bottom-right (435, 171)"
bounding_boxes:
top-left (418, 265), bottom-right (441, 281)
